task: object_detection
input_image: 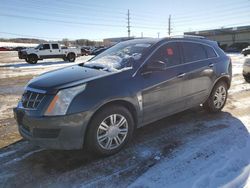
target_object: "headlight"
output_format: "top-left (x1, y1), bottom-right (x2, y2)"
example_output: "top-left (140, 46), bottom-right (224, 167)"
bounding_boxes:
top-left (44, 84), bottom-right (86, 116)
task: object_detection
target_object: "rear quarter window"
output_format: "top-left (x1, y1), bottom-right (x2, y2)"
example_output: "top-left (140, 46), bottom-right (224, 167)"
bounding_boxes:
top-left (182, 42), bottom-right (207, 63)
top-left (203, 45), bottom-right (217, 58)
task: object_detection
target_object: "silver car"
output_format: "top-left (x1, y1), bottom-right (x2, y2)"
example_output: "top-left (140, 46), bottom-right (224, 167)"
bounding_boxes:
top-left (243, 58), bottom-right (250, 83)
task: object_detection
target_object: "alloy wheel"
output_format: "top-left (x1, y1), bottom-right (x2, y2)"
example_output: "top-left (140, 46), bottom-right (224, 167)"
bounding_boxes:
top-left (97, 114), bottom-right (128, 150)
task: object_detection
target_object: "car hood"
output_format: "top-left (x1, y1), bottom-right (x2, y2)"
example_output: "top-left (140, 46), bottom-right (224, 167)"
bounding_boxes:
top-left (27, 65), bottom-right (110, 94)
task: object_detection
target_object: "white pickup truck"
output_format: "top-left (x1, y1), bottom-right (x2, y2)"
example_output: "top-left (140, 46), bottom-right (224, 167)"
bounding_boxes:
top-left (18, 43), bottom-right (81, 64)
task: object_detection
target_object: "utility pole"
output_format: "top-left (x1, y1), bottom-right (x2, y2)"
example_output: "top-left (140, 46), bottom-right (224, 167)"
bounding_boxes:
top-left (141, 32), bottom-right (143, 38)
top-left (127, 9), bottom-right (131, 38)
top-left (157, 32), bottom-right (160, 38)
top-left (168, 14), bottom-right (171, 36)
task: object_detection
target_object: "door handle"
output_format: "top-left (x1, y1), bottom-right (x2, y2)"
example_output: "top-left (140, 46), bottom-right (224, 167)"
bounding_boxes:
top-left (177, 73), bottom-right (186, 78)
top-left (209, 63), bottom-right (214, 68)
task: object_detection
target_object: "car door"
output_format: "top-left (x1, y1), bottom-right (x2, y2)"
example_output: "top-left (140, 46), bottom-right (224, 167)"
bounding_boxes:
top-left (51, 43), bottom-right (61, 58)
top-left (180, 41), bottom-right (217, 108)
top-left (38, 44), bottom-right (51, 58)
top-left (138, 42), bottom-right (188, 124)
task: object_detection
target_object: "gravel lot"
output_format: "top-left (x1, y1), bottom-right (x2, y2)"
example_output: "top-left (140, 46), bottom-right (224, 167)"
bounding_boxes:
top-left (0, 51), bottom-right (249, 187)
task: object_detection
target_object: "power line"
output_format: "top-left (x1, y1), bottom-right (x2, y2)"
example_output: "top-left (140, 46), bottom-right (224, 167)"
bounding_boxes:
top-left (0, 13), bottom-right (125, 28)
top-left (0, 31), bottom-right (62, 40)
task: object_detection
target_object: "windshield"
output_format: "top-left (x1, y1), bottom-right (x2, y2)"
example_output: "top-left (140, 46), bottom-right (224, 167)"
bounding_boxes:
top-left (84, 40), bottom-right (153, 72)
top-left (35, 44), bottom-right (42, 49)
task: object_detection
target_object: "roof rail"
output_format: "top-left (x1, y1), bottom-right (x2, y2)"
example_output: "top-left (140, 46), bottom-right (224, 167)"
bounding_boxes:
top-left (172, 35), bottom-right (206, 39)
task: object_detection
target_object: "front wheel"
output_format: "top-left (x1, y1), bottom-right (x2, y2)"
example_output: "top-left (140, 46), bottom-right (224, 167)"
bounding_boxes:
top-left (85, 105), bottom-right (135, 156)
top-left (27, 55), bottom-right (38, 64)
top-left (67, 53), bottom-right (76, 62)
top-left (204, 81), bottom-right (228, 113)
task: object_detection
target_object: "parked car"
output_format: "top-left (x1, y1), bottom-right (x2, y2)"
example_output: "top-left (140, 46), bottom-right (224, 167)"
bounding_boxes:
top-left (13, 46), bottom-right (26, 51)
top-left (225, 42), bottom-right (249, 53)
top-left (241, 46), bottom-right (250, 56)
top-left (14, 36), bottom-right (232, 156)
top-left (0, 47), bottom-right (12, 51)
top-left (243, 58), bottom-right (250, 83)
top-left (81, 47), bottom-right (90, 56)
top-left (18, 43), bottom-right (81, 64)
top-left (90, 47), bottom-right (108, 56)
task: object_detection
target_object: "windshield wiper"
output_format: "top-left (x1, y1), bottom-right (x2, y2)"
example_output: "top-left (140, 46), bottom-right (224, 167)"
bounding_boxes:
top-left (80, 64), bottom-right (107, 71)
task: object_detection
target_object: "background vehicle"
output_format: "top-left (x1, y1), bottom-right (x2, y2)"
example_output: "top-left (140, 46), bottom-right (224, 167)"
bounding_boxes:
top-left (90, 47), bottom-right (108, 56)
top-left (81, 47), bottom-right (91, 56)
top-left (225, 42), bottom-right (249, 53)
top-left (14, 37), bottom-right (232, 156)
top-left (18, 43), bottom-right (81, 64)
top-left (243, 58), bottom-right (250, 82)
top-left (241, 46), bottom-right (250, 56)
top-left (0, 47), bottom-right (12, 51)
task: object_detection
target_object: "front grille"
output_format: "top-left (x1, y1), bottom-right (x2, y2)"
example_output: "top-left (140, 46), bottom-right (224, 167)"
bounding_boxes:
top-left (21, 90), bottom-right (45, 109)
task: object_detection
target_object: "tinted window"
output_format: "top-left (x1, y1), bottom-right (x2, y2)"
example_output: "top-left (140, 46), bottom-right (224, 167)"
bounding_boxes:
top-left (52, 44), bottom-right (59, 49)
top-left (43, 44), bottom-right (50, 50)
top-left (203, 45), bottom-right (217, 58)
top-left (182, 42), bottom-right (207, 62)
top-left (150, 42), bottom-right (181, 67)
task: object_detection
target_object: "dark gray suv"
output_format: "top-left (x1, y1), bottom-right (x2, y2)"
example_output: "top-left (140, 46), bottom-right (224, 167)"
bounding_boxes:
top-left (14, 36), bottom-right (232, 155)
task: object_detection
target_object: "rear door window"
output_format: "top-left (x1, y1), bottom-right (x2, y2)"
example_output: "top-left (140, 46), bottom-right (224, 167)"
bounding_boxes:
top-left (52, 44), bottom-right (59, 49)
top-left (150, 42), bottom-right (181, 67)
top-left (182, 42), bottom-right (207, 63)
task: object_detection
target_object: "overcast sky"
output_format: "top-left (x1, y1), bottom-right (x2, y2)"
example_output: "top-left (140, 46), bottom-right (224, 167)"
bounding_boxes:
top-left (0, 0), bottom-right (249, 40)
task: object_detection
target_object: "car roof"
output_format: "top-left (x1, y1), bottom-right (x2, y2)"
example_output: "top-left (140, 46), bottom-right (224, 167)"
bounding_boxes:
top-left (123, 36), bottom-right (217, 47)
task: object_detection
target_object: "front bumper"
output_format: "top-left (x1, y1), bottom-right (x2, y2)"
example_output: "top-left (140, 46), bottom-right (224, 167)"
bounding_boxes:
top-left (13, 107), bottom-right (90, 150)
top-left (18, 51), bottom-right (28, 59)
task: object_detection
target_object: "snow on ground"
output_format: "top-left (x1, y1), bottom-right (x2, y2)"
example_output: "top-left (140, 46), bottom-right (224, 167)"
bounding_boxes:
top-left (0, 52), bottom-right (92, 79)
top-left (129, 115), bottom-right (250, 188)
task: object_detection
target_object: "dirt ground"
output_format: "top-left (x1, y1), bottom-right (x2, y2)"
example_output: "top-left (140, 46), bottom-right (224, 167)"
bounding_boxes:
top-left (0, 52), bottom-right (249, 187)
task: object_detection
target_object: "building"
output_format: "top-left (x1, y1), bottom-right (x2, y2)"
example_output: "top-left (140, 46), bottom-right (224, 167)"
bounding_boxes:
top-left (184, 25), bottom-right (250, 48)
top-left (103, 37), bottom-right (135, 47)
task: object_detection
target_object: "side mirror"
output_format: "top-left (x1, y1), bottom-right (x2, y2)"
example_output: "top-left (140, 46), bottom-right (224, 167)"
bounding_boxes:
top-left (142, 60), bottom-right (166, 74)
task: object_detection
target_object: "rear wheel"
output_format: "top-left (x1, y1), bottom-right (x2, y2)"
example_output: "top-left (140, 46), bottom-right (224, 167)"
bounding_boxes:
top-left (67, 53), bottom-right (76, 62)
top-left (204, 81), bottom-right (228, 112)
top-left (85, 105), bottom-right (134, 156)
top-left (27, 54), bottom-right (38, 64)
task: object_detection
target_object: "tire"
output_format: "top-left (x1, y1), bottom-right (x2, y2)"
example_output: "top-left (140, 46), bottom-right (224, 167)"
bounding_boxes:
top-left (204, 81), bottom-right (228, 113)
top-left (85, 105), bottom-right (135, 156)
top-left (244, 76), bottom-right (250, 83)
top-left (67, 53), bottom-right (76, 62)
top-left (27, 54), bottom-right (38, 64)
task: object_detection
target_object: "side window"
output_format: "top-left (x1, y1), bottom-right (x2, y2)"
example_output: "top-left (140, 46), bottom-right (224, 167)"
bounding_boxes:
top-left (43, 44), bottom-right (50, 50)
top-left (182, 42), bottom-right (207, 63)
top-left (52, 44), bottom-right (59, 49)
top-left (150, 42), bottom-right (181, 67)
top-left (203, 45), bottom-right (217, 58)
